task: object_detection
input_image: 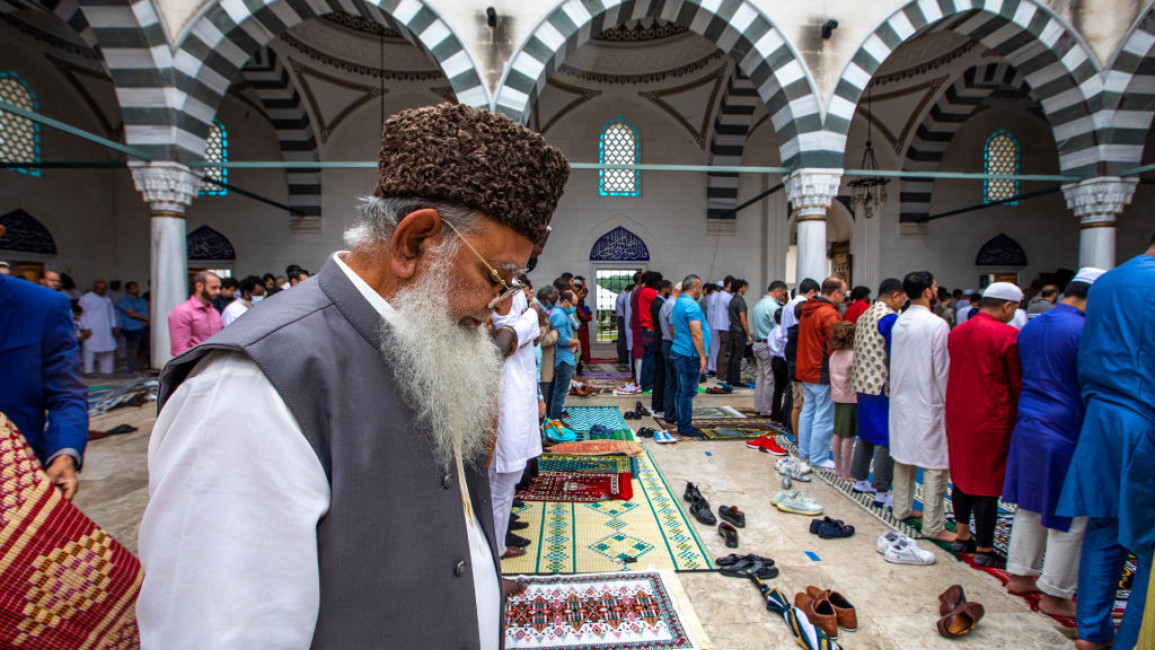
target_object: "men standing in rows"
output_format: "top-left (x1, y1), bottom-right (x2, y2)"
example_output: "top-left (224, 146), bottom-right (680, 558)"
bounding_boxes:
top-left (946, 282), bottom-right (1023, 565)
top-left (781, 279), bottom-right (819, 436)
top-left (727, 279), bottom-right (750, 388)
top-left (670, 275), bottom-right (709, 438)
top-left (118, 281), bottom-right (150, 373)
top-left (751, 281), bottom-right (787, 418)
top-left (710, 277), bottom-right (734, 381)
top-left (548, 290), bottom-right (580, 419)
top-left (848, 278), bottom-right (905, 507)
top-left (221, 275), bottom-right (266, 327)
top-left (1058, 235), bottom-right (1155, 650)
top-left (213, 277), bottom-right (238, 313)
top-left (889, 271), bottom-right (955, 542)
top-left (796, 277), bottom-right (846, 468)
top-left (78, 279), bottom-right (118, 376)
top-left (168, 271), bottom-right (222, 357)
top-left (1026, 284), bottom-right (1059, 318)
top-left (659, 282), bottom-right (681, 425)
top-left (648, 280), bottom-right (670, 417)
top-left (1003, 268), bottom-right (1104, 619)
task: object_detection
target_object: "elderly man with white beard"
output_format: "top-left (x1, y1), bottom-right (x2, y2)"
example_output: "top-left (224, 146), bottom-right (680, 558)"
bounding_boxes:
top-left (137, 104), bottom-right (569, 650)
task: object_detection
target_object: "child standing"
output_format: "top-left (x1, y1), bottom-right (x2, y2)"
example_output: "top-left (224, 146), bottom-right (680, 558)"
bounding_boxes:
top-left (829, 322), bottom-right (857, 480)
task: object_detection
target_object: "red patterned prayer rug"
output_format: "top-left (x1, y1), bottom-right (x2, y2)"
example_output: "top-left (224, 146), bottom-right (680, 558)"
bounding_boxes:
top-left (0, 413), bottom-right (143, 649)
top-left (517, 472), bottom-right (633, 503)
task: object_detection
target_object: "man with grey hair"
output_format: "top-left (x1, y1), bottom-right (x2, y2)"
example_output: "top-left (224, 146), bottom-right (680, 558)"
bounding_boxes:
top-left (670, 274), bottom-right (710, 437)
top-left (139, 104), bottom-right (569, 649)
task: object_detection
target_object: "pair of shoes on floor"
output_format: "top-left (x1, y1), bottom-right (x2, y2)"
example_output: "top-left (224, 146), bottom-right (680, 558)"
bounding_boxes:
top-left (877, 531), bottom-right (936, 565)
top-left (772, 490), bottom-right (823, 516)
top-left (683, 482), bottom-right (716, 525)
top-left (715, 553), bottom-right (778, 579)
top-left (623, 401), bottom-right (651, 420)
top-left (718, 505), bottom-right (745, 528)
top-left (637, 427), bottom-right (656, 438)
top-left (704, 385), bottom-right (732, 395)
top-left (653, 430), bottom-right (677, 444)
top-left (809, 516), bottom-right (855, 539)
top-left (937, 584), bottom-right (985, 638)
top-left (775, 457), bottom-right (812, 482)
top-left (718, 522), bottom-right (739, 547)
top-left (795, 586), bottom-right (857, 639)
top-left (569, 383), bottom-right (594, 397)
top-left (616, 383), bottom-right (642, 395)
top-left (745, 434), bottom-right (787, 456)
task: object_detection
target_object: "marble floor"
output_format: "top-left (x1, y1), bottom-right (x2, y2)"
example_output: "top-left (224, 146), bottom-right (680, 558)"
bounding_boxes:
top-left (74, 388), bottom-right (1076, 649)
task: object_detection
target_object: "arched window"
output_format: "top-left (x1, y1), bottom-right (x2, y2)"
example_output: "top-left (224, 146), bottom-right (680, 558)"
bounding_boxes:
top-left (599, 118), bottom-right (639, 197)
top-left (198, 120), bottom-right (228, 196)
top-left (984, 130), bottom-right (1019, 204)
top-left (0, 72), bottom-right (41, 177)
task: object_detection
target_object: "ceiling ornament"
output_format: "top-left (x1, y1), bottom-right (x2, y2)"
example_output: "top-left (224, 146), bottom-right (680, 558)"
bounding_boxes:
top-left (558, 50), bottom-right (724, 86)
top-left (848, 89), bottom-right (889, 220)
top-left (45, 55), bottom-right (121, 140)
top-left (292, 60), bottom-right (385, 142)
top-left (638, 67), bottom-right (725, 149)
top-left (534, 79), bottom-right (602, 134)
top-left (319, 12), bottom-right (403, 39)
top-left (0, 13), bottom-right (99, 60)
top-left (280, 34), bottom-right (443, 81)
top-left (867, 41), bottom-right (984, 88)
top-left (592, 19), bottom-right (689, 43)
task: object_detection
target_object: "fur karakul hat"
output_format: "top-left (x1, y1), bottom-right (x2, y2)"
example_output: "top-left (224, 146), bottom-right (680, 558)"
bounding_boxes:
top-left (374, 103), bottom-right (569, 242)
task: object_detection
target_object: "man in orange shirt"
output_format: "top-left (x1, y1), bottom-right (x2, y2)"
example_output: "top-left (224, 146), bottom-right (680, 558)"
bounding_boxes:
top-left (795, 276), bottom-right (847, 467)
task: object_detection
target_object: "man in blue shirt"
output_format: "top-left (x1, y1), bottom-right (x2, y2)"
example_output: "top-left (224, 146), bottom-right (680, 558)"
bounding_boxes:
top-left (118, 280), bottom-right (150, 373)
top-left (548, 290), bottom-right (580, 419)
top-left (670, 275), bottom-right (710, 437)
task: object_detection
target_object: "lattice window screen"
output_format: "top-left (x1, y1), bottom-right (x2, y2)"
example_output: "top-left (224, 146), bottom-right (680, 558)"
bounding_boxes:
top-left (599, 118), bottom-right (639, 197)
top-left (984, 130), bottom-right (1019, 204)
top-left (0, 73), bottom-right (40, 177)
top-left (199, 121), bottom-right (228, 196)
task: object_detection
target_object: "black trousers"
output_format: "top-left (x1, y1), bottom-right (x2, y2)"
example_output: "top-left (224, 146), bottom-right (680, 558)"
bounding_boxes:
top-left (617, 316), bottom-right (628, 363)
top-left (727, 330), bottom-right (747, 388)
top-left (770, 356), bottom-right (788, 422)
top-left (651, 337), bottom-right (666, 413)
top-left (952, 485), bottom-right (999, 548)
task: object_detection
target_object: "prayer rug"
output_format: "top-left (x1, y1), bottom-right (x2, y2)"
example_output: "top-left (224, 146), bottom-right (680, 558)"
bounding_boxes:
top-left (504, 570), bottom-right (711, 650)
top-left (578, 371), bottom-right (633, 379)
top-left (563, 407), bottom-right (630, 435)
top-left (502, 450), bottom-right (714, 574)
top-left (538, 454), bottom-right (633, 474)
top-left (699, 428), bottom-right (764, 440)
top-left (0, 413), bottom-right (143, 649)
top-left (690, 405), bottom-right (745, 420)
top-left (518, 472), bottom-right (632, 503)
top-left (545, 441), bottom-right (643, 457)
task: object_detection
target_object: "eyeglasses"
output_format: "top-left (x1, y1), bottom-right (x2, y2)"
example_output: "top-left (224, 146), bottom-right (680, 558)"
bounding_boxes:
top-left (441, 219), bottom-right (524, 309)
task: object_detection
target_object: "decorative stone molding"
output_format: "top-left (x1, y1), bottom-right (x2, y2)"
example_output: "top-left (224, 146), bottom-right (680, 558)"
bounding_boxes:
top-left (706, 220), bottom-right (736, 237)
top-left (1062, 177), bottom-right (1138, 228)
top-left (131, 162), bottom-right (201, 213)
top-left (290, 216), bottom-right (323, 234)
top-left (785, 169), bottom-right (843, 221)
top-left (898, 222), bottom-right (929, 239)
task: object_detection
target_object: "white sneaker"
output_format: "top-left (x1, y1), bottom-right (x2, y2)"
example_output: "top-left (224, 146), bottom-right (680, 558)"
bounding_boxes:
top-left (815, 459), bottom-right (836, 470)
top-left (873, 492), bottom-right (893, 510)
top-left (852, 481), bottom-right (877, 494)
top-left (652, 411), bottom-right (664, 419)
top-left (775, 458), bottom-right (812, 482)
top-left (884, 538), bottom-right (937, 565)
top-left (654, 430), bottom-right (677, 444)
top-left (876, 531), bottom-right (908, 554)
top-left (795, 460), bottom-right (812, 475)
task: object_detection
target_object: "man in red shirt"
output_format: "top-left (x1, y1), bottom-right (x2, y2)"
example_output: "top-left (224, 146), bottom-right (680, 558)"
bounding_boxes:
top-left (945, 282), bottom-right (1023, 567)
top-left (843, 285), bottom-right (870, 323)
top-left (638, 272), bottom-right (662, 392)
top-left (796, 276), bottom-right (847, 467)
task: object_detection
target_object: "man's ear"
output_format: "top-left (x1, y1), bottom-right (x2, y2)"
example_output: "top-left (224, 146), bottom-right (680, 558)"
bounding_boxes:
top-left (389, 208), bottom-right (443, 280)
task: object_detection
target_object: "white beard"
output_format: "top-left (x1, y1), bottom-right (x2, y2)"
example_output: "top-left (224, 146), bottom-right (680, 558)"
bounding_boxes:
top-left (380, 252), bottom-right (503, 470)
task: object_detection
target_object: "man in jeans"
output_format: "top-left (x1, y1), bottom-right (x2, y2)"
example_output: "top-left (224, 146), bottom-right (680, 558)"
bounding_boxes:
top-left (795, 277), bottom-right (846, 467)
top-left (118, 281), bottom-right (150, 373)
top-left (548, 290), bottom-right (580, 419)
top-left (669, 275), bottom-right (709, 437)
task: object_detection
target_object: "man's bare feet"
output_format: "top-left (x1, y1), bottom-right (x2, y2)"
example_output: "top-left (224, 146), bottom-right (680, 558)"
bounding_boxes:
top-left (502, 578), bottom-right (527, 598)
top-left (1074, 639), bottom-right (1111, 650)
top-left (909, 510), bottom-right (923, 518)
top-left (1038, 594), bottom-right (1076, 619)
top-left (929, 530), bottom-right (958, 543)
top-left (502, 546), bottom-right (527, 559)
top-left (1006, 575), bottom-right (1040, 594)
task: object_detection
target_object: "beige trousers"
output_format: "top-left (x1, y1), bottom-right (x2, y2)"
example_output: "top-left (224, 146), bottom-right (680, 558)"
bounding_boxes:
top-left (1006, 509), bottom-right (1087, 599)
top-left (892, 462), bottom-right (949, 537)
top-left (752, 342), bottom-right (775, 415)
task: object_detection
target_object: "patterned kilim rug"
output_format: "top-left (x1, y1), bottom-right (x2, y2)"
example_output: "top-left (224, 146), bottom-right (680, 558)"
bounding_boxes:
top-left (518, 472), bottom-right (633, 503)
top-left (691, 405), bottom-right (745, 420)
top-left (504, 570), bottom-right (711, 649)
top-left (563, 406), bottom-right (631, 435)
top-left (502, 449), bottom-right (714, 574)
top-left (0, 413), bottom-right (143, 648)
top-left (699, 428), bottom-right (764, 440)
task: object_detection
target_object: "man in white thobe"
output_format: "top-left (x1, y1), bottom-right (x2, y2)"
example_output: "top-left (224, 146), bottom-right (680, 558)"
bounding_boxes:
top-left (489, 290), bottom-right (543, 559)
top-left (889, 271), bottom-right (956, 542)
top-left (77, 279), bottom-right (118, 375)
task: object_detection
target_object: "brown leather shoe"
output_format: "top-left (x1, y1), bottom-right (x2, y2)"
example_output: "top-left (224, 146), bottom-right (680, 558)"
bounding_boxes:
top-left (501, 546), bottom-right (527, 559)
top-left (804, 587), bottom-right (857, 631)
top-left (938, 584), bottom-right (966, 617)
top-left (936, 601), bottom-right (984, 639)
top-left (794, 592), bottom-right (838, 639)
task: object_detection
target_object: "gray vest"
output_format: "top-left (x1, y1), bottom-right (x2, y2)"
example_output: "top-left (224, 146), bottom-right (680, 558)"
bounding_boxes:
top-left (159, 258), bottom-right (503, 649)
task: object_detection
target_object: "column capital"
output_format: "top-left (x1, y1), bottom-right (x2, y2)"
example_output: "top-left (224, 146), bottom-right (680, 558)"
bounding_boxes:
top-left (131, 162), bottom-right (202, 213)
top-left (785, 168), bottom-right (843, 221)
top-left (1061, 176), bottom-right (1137, 228)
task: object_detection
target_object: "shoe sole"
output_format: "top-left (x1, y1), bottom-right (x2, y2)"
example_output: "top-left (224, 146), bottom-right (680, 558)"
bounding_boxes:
top-left (775, 504), bottom-right (823, 516)
top-left (760, 448), bottom-right (788, 456)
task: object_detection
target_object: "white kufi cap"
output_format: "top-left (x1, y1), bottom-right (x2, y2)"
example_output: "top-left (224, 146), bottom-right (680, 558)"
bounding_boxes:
top-left (1072, 267), bottom-right (1106, 285)
top-left (981, 282), bottom-right (1023, 302)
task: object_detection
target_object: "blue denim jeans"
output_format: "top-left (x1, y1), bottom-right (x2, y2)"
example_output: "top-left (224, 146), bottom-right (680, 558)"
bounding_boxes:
top-left (1076, 517), bottom-right (1152, 646)
top-left (671, 353), bottom-right (700, 434)
top-left (798, 382), bottom-right (834, 463)
top-left (549, 362), bottom-right (574, 419)
top-left (640, 329), bottom-right (656, 391)
top-left (662, 341), bottom-right (677, 421)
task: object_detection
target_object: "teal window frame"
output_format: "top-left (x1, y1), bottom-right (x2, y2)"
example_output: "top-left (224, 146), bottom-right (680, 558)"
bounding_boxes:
top-left (0, 71), bottom-right (41, 178)
top-left (598, 117), bottom-right (640, 197)
top-left (198, 120), bottom-right (229, 196)
top-left (983, 130), bottom-right (1019, 205)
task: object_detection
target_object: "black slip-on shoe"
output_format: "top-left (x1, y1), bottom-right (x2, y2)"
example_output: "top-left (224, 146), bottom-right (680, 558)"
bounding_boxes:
top-left (512, 499), bottom-right (526, 508)
top-left (718, 522), bottom-right (739, 548)
top-left (506, 532), bottom-right (531, 548)
top-left (690, 497), bottom-right (717, 525)
top-left (683, 482), bottom-right (703, 502)
top-left (719, 505), bottom-right (746, 528)
top-left (509, 520), bottom-right (529, 531)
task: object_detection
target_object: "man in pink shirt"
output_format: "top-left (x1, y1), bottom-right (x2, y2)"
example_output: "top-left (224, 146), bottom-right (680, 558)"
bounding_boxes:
top-left (168, 271), bottom-right (223, 356)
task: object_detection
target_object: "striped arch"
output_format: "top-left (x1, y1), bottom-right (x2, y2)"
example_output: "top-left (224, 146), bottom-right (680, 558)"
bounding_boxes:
top-left (706, 69), bottom-right (758, 220)
top-left (125, 0), bottom-right (488, 162)
top-left (828, 0), bottom-right (1102, 178)
top-left (242, 48), bottom-right (321, 218)
top-left (494, 0), bottom-right (825, 169)
top-left (901, 62), bottom-right (1033, 222)
top-left (1100, 6), bottom-right (1155, 175)
top-left (0, 0), bottom-right (98, 49)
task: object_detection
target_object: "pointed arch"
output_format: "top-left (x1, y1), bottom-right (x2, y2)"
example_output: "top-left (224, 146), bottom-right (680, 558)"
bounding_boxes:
top-left (976, 233), bottom-right (1027, 266)
top-left (828, 0), bottom-right (1102, 177)
top-left (0, 209), bottom-right (56, 254)
top-left (494, 0), bottom-right (824, 169)
top-left (187, 225), bottom-right (236, 261)
top-left (1102, 6), bottom-right (1155, 175)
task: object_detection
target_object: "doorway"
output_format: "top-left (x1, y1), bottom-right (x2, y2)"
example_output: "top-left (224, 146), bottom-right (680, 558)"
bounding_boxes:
top-left (593, 268), bottom-right (643, 343)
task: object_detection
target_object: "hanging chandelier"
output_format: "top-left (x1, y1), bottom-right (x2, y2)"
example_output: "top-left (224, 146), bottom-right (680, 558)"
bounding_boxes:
top-left (848, 87), bottom-right (889, 219)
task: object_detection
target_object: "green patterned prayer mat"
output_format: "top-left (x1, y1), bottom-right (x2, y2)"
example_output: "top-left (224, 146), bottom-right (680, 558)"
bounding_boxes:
top-left (690, 405), bottom-right (745, 419)
top-left (699, 428), bottom-right (764, 440)
top-left (563, 406), bottom-right (631, 435)
top-left (538, 453), bottom-right (633, 474)
top-left (501, 449), bottom-right (714, 574)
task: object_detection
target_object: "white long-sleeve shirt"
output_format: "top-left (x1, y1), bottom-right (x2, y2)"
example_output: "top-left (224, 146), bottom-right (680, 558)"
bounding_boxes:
top-left (137, 252), bottom-right (500, 650)
top-left (888, 305), bottom-right (951, 470)
top-left (491, 292), bottom-right (544, 474)
top-left (77, 291), bottom-right (117, 352)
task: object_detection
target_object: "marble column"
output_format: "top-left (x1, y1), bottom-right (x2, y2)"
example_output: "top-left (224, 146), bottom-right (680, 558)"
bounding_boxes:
top-left (1061, 177), bottom-right (1137, 270)
top-left (131, 162), bottom-right (201, 369)
top-left (785, 168), bottom-right (843, 286)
